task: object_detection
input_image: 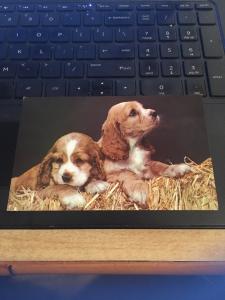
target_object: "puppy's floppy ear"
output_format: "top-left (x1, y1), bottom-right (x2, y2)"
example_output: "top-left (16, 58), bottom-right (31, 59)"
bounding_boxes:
top-left (101, 117), bottom-right (129, 161)
top-left (91, 144), bottom-right (106, 180)
top-left (36, 150), bottom-right (55, 189)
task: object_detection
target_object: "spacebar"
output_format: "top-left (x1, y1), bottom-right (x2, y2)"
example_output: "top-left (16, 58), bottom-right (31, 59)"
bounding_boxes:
top-left (87, 61), bottom-right (135, 77)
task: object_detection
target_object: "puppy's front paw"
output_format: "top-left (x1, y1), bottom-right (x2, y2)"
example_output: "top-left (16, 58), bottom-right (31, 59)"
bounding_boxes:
top-left (85, 180), bottom-right (110, 194)
top-left (164, 163), bottom-right (191, 178)
top-left (61, 193), bottom-right (86, 210)
top-left (124, 180), bottom-right (149, 208)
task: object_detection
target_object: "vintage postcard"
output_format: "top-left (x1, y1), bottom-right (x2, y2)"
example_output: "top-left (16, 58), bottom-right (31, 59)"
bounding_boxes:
top-left (7, 96), bottom-right (218, 211)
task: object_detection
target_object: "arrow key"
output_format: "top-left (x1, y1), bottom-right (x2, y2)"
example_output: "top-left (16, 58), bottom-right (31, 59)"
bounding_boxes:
top-left (16, 80), bottom-right (42, 98)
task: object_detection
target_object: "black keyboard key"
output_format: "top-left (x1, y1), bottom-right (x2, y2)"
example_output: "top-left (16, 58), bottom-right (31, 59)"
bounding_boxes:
top-left (88, 61), bottom-right (135, 77)
top-left (17, 4), bottom-right (35, 12)
top-left (0, 63), bottom-right (16, 78)
top-left (186, 79), bottom-right (206, 96)
top-left (45, 81), bottom-right (66, 96)
top-left (76, 3), bottom-right (96, 11)
top-left (136, 3), bottom-right (154, 10)
top-left (156, 4), bottom-right (174, 10)
top-left (18, 62), bottom-right (39, 78)
top-left (92, 89), bottom-right (113, 96)
top-left (56, 4), bottom-right (74, 11)
top-left (37, 4), bottom-right (54, 12)
top-left (139, 44), bottom-right (158, 58)
top-left (140, 61), bottom-right (159, 77)
top-left (92, 79), bottom-right (113, 96)
top-left (177, 11), bottom-right (197, 25)
top-left (9, 45), bottom-right (29, 60)
top-left (65, 62), bottom-right (84, 78)
top-left (73, 28), bottom-right (91, 42)
top-left (115, 28), bottom-right (134, 42)
top-left (157, 11), bottom-right (176, 25)
top-left (196, 3), bottom-right (212, 10)
top-left (69, 80), bottom-right (90, 96)
top-left (20, 13), bottom-right (39, 26)
top-left (99, 45), bottom-right (134, 59)
top-left (138, 27), bottom-right (156, 42)
top-left (198, 11), bottom-right (216, 25)
top-left (32, 45), bottom-right (52, 60)
top-left (161, 61), bottom-right (181, 77)
top-left (41, 13), bottom-right (60, 26)
top-left (0, 5), bottom-right (15, 12)
top-left (116, 4), bottom-right (133, 11)
top-left (0, 80), bottom-right (14, 98)
top-left (137, 12), bottom-right (155, 25)
top-left (207, 60), bottom-right (225, 96)
top-left (183, 61), bottom-right (203, 76)
top-left (7, 29), bottom-right (27, 42)
top-left (29, 29), bottom-right (48, 43)
top-left (77, 45), bottom-right (96, 60)
top-left (84, 12), bottom-right (102, 26)
top-left (0, 13), bottom-right (18, 27)
top-left (160, 43), bottom-right (179, 58)
top-left (16, 80), bottom-right (42, 98)
top-left (50, 29), bottom-right (71, 42)
top-left (201, 27), bottom-right (224, 58)
top-left (177, 3), bottom-right (194, 10)
top-left (41, 62), bottom-right (61, 78)
top-left (0, 45), bottom-right (7, 59)
top-left (180, 27), bottom-right (198, 41)
top-left (105, 12), bottom-right (134, 26)
top-left (141, 79), bottom-right (183, 95)
top-left (62, 13), bottom-right (81, 26)
top-left (55, 45), bottom-right (74, 60)
top-left (181, 43), bottom-right (201, 58)
top-left (159, 27), bottom-right (177, 41)
top-left (93, 28), bottom-right (113, 42)
top-left (96, 3), bottom-right (113, 11)
top-left (116, 79), bottom-right (136, 95)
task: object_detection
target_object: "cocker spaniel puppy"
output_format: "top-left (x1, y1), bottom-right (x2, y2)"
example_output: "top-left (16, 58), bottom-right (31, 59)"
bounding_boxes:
top-left (99, 101), bottom-right (191, 206)
top-left (11, 132), bottom-right (109, 209)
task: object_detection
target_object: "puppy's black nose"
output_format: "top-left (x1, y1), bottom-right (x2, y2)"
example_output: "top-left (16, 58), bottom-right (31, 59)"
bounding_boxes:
top-left (149, 110), bottom-right (158, 118)
top-left (62, 173), bottom-right (72, 183)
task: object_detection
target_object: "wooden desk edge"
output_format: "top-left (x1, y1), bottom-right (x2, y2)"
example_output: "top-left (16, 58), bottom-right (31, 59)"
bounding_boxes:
top-left (1, 261), bottom-right (225, 276)
top-left (1, 229), bottom-right (225, 275)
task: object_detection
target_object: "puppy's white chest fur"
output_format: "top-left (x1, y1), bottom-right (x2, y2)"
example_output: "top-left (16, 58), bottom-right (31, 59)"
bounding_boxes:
top-left (128, 138), bottom-right (148, 174)
top-left (128, 145), bottom-right (147, 174)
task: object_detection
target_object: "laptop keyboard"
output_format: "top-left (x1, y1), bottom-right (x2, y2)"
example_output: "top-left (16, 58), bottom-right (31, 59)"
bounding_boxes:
top-left (0, 1), bottom-right (225, 108)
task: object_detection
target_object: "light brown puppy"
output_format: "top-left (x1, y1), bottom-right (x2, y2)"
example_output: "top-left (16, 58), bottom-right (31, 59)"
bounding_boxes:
top-left (99, 101), bottom-right (191, 206)
top-left (11, 132), bottom-right (109, 209)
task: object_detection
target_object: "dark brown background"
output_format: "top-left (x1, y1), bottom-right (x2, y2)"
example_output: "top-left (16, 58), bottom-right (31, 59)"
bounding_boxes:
top-left (12, 96), bottom-right (209, 176)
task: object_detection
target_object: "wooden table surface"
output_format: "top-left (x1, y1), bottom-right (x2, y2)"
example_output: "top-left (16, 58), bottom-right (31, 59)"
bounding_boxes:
top-left (0, 229), bottom-right (225, 275)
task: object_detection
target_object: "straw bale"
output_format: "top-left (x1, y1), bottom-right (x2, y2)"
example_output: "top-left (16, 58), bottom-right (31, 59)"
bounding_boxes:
top-left (7, 158), bottom-right (218, 211)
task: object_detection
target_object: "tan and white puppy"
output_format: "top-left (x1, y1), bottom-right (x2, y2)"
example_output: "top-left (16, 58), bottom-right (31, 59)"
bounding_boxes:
top-left (99, 101), bottom-right (191, 206)
top-left (11, 133), bottom-right (109, 209)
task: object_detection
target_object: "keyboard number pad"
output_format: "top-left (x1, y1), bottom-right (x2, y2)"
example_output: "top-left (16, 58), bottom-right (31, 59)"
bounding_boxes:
top-left (182, 44), bottom-right (201, 58)
top-left (161, 61), bottom-right (181, 77)
top-left (159, 27), bottom-right (177, 41)
top-left (180, 28), bottom-right (198, 41)
top-left (183, 61), bottom-right (203, 76)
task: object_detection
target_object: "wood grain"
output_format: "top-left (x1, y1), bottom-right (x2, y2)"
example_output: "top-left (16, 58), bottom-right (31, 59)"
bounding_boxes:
top-left (0, 229), bottom-right (225, 275)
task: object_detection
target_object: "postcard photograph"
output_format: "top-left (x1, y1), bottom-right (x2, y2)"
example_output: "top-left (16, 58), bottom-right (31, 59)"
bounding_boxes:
top-left (7, 96), bottom-right (218, 211)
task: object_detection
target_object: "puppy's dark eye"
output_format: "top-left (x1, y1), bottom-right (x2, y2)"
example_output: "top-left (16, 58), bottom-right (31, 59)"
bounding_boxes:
top-left (129, 109), bottom-right (138, 117)
top-left (55, 158), bottom-right (63, 164)
top-left (76, 158), bottom-right (84, 165)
